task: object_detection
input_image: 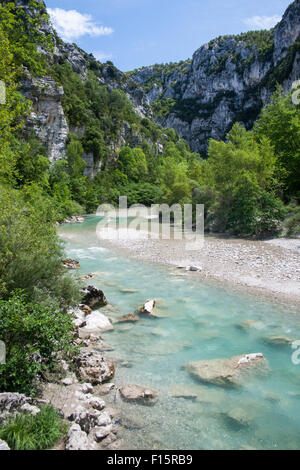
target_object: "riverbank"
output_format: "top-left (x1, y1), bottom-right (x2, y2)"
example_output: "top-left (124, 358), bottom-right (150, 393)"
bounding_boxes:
top-left (101, 232), bottom-right (300, 309)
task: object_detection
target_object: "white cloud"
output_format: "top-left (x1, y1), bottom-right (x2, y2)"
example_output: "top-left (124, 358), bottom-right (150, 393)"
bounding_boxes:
top-left (48, 8), bottom-right (113, 42)
top-left (243, 15), bottom-right (282, 30)
top-left (93, 51), bottom-right (113, 62)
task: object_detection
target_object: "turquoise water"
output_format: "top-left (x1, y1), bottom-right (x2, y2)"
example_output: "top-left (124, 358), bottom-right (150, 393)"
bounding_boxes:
top-left (60, 216), bottom-right (300, 450)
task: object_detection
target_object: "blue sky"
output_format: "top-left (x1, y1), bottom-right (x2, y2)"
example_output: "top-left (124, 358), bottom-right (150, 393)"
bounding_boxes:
top-left (44, 0), bottom-right (292, 71)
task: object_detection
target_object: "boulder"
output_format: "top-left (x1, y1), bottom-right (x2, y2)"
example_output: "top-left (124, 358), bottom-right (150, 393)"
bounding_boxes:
top-left (138, 299), bottom-right (157, 317)
top-left (94, 425), bottom-right (113, 442)
top-left (185, 353), bottom-right (267, 387)
top-left (81, 286), bottom-right (108, 310)
top-left (66, 423), bottom-right (89, 451)
top-left (81, 311), bottom-right (113, 333)
top-left (88, 397), bottom-right (106, 411)
top-left (115, 314), bottom-right (139, 324)
top-left (68, 406), bottom-right (101, 433)
top-left (80, 383), bottom-right (93, 395)
top-left (119, 385), bottom-right (157, 405)
top-left (77, 351), bottom-right (115, 385)
top-left (0, 439), bottom-right (10, 451)
top-left (62, 259), bottom-right (80, 269)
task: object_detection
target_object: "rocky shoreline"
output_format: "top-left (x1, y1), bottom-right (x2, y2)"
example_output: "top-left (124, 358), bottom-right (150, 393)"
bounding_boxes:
top-left (0, 283), bottom-right (160, 451)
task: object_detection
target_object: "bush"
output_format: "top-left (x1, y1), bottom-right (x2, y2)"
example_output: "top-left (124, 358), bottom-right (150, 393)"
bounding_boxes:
top-left (0, 292), bottom-right (76, 394)
top-left (0, 405), bottom-right (66, 450)
top-left (0, 185), bottom-right (80, 306)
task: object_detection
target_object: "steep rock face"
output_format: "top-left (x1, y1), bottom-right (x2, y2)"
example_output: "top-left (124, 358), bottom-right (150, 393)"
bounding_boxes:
top-left (130, 0), bottom-right (300, 154)
top-left (21, 72), bottom-right (69, 162)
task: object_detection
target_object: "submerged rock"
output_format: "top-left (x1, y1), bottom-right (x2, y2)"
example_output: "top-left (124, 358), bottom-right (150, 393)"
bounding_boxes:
top-left (224, 408), bottom-right (253, 428)
top-left (77, 351), bottom-right (115, 385)
top-left (81, 286), bottom-right (108, 310)
top-left (115, 314), bottom-right (140, 324)
top-left (263, 336), bottom-right (293, 347)
top-left (119, 385), bottom-right (157, 405)
top-left (62, 259), bottom-right (80, 269)
top-left (185, 353), bottom-right (267, 387)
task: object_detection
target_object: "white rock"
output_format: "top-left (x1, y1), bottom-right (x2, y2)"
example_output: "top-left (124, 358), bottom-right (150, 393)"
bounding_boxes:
top-left (88, 397), bottom-right (106, 411)
top-left (0, 439), bottom-right (10, 450)
top-left (66, 424), bottom-right (89, 451)
top-left (94, 424), bottom-right (113, 442)
top-left (80, 383), bottom-right (93, 394)
top-left (81, 311), bottom-right (114, 333)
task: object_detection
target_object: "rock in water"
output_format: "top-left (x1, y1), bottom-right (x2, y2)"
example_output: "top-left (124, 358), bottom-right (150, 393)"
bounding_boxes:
top-left (81, 286), bottom-right (108, 310)
top-left (225, 408), bottom-right (253, 428)
top-left (62, 259), bottom-right (80, 269)
top-left (185, 353), bottom-right (267, 387)
top-left (263, 336), bottom-right (293, 347)
top-left (115, 314), bottom-right (140, 323)
top-left (138, 299), bottom-right (156, 316)
top-left (77, 352), bottom-right (115, 385)
top-left (81, 311), bottom-right (113, 333)
top-left (119, 385), bottom-right (157, 405)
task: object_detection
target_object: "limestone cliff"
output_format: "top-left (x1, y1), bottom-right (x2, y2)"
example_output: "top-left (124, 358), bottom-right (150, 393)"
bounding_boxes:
top-left (130, 0), bottom-right (300, 154)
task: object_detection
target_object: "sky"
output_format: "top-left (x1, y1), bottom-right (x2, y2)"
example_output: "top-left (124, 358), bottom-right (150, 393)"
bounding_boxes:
top-left (44, 0), bottom-right (293, 71)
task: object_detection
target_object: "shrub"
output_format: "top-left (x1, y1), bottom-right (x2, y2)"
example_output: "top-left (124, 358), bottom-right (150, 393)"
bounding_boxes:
top-left (0, 292), bottom-right (76, 394)
top-left (0, 405), bottom-right (66, 450)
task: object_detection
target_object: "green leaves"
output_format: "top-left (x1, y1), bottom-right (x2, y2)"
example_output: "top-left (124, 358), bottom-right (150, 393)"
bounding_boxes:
top-left (0, 292), bottom-right (75, 394)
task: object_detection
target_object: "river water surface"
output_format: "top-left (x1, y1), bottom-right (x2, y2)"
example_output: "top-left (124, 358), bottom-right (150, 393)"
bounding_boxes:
top-left (59, 216), bottom-right (300, 450)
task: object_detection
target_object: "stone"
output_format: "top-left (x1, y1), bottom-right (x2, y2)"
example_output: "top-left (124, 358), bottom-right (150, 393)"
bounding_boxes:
top-left (115, 314), bottom-right (140, 323)
top-left (77, 351), bottom-right (115, 385)
top-left (96, 411), bottom-right (112, 427)
top-left (186, 265), bottom-right (202, 272)
top-left (80, 383), bottom-right (94, 394)
top-left (62, 259), bottom-right (80, 269)
top-left (68, 406), bottom-right (101, 434)
top-left (20, 403), bottom-right (41, 416)
top-left (263, 336), bottom-right (293, 347)
top-left (66, 423), bottom-right (89, 451)
top-left (62, 377), bottom-right (73, 386)
top-left (0, 439), bottom-right (10, 451)
top-left (81, 286), bottom-right (108, 310)
top-left (185, 353), bottom-right (267, 387)
top-left (94, 424), bottom-right (113, 442)
top-left (88, 397), bottom-right (106, 411)
top-left (225, 408), bottom-right (253, 428)
top-left (0, 393), bottom-right (40, 425)
top-left (119, 385), bottom-right (157, 405)
top-left (138, 299), bottom-right (157, 317)
top-left (79, 304), bottom-right (93, 315)
top-left (81, 311), bottom-right (113, 333)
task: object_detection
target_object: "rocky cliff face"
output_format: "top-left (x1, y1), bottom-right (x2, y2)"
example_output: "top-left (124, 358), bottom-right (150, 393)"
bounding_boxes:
top-left (130, 0), bottom-right (300, 154)
top-left (15, 0), bottom-right (300, 167)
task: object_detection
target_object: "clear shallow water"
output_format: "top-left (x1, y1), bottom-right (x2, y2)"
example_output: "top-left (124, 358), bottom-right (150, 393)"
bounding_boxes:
top-left (60, 216), bottom-right (300, 450)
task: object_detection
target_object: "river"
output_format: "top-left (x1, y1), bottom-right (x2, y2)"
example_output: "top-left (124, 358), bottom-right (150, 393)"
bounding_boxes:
top-left (59, 215), bottom-right (300, 450)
